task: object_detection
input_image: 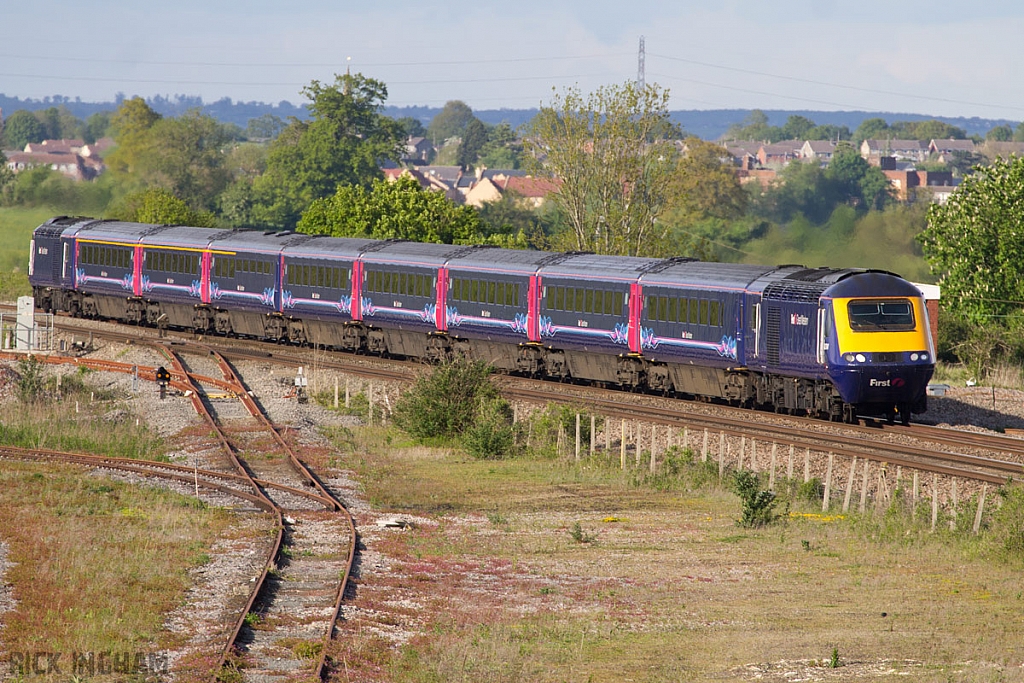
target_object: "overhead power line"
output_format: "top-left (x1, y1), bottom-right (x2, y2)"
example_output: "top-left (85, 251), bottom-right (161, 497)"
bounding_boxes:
top-left (650, 52), bottom-right (1024, 114)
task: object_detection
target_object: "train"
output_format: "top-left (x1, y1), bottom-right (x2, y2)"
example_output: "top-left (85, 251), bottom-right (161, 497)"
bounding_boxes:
top-left (28, 216), bottom-right (935, 424)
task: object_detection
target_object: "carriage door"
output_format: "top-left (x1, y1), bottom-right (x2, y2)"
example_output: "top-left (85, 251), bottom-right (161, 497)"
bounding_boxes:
top-left (816, 305), bottom-right (827, 365)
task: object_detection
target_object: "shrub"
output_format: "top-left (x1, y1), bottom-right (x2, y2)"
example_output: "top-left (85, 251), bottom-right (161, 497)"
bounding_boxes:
top-left (393, 359), bottom-right (496, 440)
top-left (16, 355), bottom-right (45, 402)
top-left (732, 470), bottom-right (781, 528)
top-left (986, 484), bottom-right (1024, 562)
top-left (463, 397), bottom-right (517, 459)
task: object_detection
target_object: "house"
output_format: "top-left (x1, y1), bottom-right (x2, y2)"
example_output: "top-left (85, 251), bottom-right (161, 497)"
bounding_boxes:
top-left (722, 141), bottom-right (760, 170)
top-left (756, 140), bottom-right (803, 168)
top-left (735, 168), bottom-right (777, 190)
top-left (928, 139), bottom-right (977, 159)
top-left (402, 136), bottom-right (433, 165)
top-left (882, 169), bottom-right (955, 202)
top-left (860, 139), bottom-right (929, 162)
top-left (464, 174), bottom-right (560, 208)
top-left (383, 167), bottom-right (432, 189)
top-left (799, 140), bottom-right (836, 163)
top-left (5, 151), bottom-right (92, 180)
top-left (24, 138), bottom-right (84, 154)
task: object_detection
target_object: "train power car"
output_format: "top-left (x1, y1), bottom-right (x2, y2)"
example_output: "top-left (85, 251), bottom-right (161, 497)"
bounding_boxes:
top-left (28, 217), bottom-right (935, 423)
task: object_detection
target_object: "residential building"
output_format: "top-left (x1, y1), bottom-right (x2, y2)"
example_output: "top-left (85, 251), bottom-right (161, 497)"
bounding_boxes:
top-left (860, 139), bottom-right (929, 162)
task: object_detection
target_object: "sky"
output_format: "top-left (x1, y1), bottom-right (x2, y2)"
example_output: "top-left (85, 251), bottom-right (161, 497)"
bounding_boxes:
top-left (4, 1), bottom-right (1024, 120)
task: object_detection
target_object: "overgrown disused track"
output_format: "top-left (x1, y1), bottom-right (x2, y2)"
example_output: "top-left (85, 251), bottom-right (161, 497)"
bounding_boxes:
top-left (0, 342), bottom-right (357, 682)
top-left (157, 344), bottom-right (357, 682)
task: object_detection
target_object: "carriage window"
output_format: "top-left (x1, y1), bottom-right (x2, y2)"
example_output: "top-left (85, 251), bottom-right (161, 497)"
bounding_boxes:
top-left (848, 299), bottom-right (915, 331)
top-left (688, 298), bottom-right (699, 324)
top-left (709, 301), bottom-right (720, 327)
top-left (699, 300), bottom-right (709, 325)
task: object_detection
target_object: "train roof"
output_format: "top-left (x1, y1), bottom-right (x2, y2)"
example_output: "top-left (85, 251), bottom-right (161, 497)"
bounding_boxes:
top-left (358, 240), bottom-right (481, 268)
top-left (65, 219), bottom-right (159, 242)
top-left (539, 253), bottom-right (662, 284)
top-left (203, 229), bottom-right (319, 255)
top-left (445, 247), bottom-right (555, 275)
top-left (137, 225), bottom-right (227, 248)
top-left (823, 271), bottom-right (919, 299)
top-left (640, 261), bottom-right (776, 291)
top-left (285, 235), bottom-right (381, 259)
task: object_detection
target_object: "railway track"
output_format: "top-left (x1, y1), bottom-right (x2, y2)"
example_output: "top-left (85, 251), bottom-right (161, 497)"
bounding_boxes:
top-left (158, 344), bottom-right (357, 682)
top-left (0, 338), bottom-right (357, 681)
top-left (21, 314), bottom-right (1024, 487)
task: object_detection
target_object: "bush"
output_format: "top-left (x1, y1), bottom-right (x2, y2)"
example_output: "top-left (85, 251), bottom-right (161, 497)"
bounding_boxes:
top-left (986, 485), bottom-right (1024, 562)
top-left (16, 355), bottom-right (45, 402)
top-left (393, 358), bottom-right (510, 454)
top-left (463, 397), bottom-right (517, 459)
top-left (732, 470), bottom-right (781, 528)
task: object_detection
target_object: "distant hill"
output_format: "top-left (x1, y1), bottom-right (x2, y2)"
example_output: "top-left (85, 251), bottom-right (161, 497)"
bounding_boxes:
top-left (0, 93), bottom-right (1015, 140)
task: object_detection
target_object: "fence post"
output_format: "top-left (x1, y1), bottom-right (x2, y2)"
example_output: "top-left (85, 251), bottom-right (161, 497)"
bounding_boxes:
top-left (620, 420), bottom-right (626, 469)
top-left (803, 448), bottom-right (810, 483)
top-left (931, 473), bottom-right (939, 532)
top-left (859, 460), bottom-right (870, 513)
top-left (575, 413), bottom-right (581, 462)
top-left (750, 439), bottom-right (759, 473)
top-left (823, 452), bottom-right (834, 511)
top-left (973, 485), bottom-right (988, 534)
top-left (590, 415), bottom-right (595, 457)
top-left (950, 479), bottom-right (958, 530)
top-left (769, 443), bottom-right (778, 491)
top-left (842, 456), bottom-right (857, 513)
top-left (787, 444), bottom-right (794, 481)
top-left (605, 417), bottom-right (611, 452)
top-left (701, 429), bottom-right (708, 462)
top-left (635, 421), bottom-right (642, 467)
top-left (718, 432), bottom-right (725, 479)
top-left (738, 436), bottom-right (745, 471)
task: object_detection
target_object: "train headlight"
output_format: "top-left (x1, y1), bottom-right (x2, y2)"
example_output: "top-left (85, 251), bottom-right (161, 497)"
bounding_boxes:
top-left (910, 353), bottom-right (919, 361)
top-left (844, 353), bottom-right (855, 362)
top-left (855, 353), bottom-right (867, 363)
top-left (920, 353), bottom-right (928, 361)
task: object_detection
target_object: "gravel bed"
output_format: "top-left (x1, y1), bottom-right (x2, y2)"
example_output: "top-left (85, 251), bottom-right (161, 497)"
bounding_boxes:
top-left (163, 513), bottom-right (279, 676)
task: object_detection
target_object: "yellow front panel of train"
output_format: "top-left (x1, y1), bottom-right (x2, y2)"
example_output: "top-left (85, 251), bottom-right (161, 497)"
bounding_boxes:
top-left (830, 296), bottom-right (931, 354)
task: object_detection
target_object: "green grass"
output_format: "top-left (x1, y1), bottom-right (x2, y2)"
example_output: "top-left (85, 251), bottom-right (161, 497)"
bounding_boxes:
top-left (325, 424), bottom-right (1024, 682)
top-left (0, 366), bottom-right (166, 461)
top-left (0, 206), bottom-right (61, 301)
top-left (0, 461), bottom-right (232, 655)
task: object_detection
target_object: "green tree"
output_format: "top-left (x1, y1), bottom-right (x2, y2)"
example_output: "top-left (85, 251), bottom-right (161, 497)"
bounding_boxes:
top-left (919, 155), bottom-right (1024, 322)
top-left (395, 116), bottom-right (426, 138)
top-left (0, 151), bottom-right (13, 193)
top-left (664, 137), bottom-right (747, 224)
top-left (893, 119), bottom-right (966, 140)
top-left (477, 122), bottom-right (521, 169)
top-left (526, 81), bottom-right (675, 256)
top-left (143, 110), bottom-right (231, 209)
top-left (781, 115), bottom-right (816, 141)
top-left (297, 175), bottom-right (483, 243)
top-left (987, 124), bottom-right (1014, 142)
top-left (251, 73), bottom-right (404, 228)
top-left (108, 187), bottom-right (217, 227)
top-left (105, 97), bottom-right (162, 181)
top-left (244, 113), bottom-right (284, 141)
top-left (806, 124), bottom-right (850, 141)
top-left (1014, 122), bottom-right (1024, 143)
top-left (853, 117), bottom-right (890, 145)
top-left (826, 144), bottom-right (891, 210)
top-left (35, 106), bottom-right (81, 140)
top-left (725, 109), bottom-right (778, 142)
top-left (456, 117), bottom-right (488, 168)
top-left (2, 110), bottom-right (45, 149)
top-left (82, 111), bottom-right (112, 144)
top-left (427, 100), bottom-right (475, 144)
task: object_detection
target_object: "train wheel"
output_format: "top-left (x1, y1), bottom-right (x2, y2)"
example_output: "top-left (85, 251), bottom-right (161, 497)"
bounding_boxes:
top-left (898, 403), bottom-right (911, 426)
top-left (885, 408), bottom-right (896, 425)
